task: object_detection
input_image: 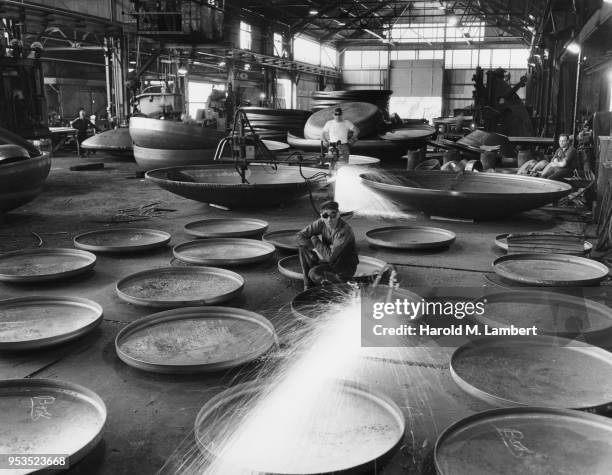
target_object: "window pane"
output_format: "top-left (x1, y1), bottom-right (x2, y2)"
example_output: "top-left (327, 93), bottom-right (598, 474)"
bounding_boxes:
top-left (396, 50), bottom-right (416, 60)
top-left (344, 50), bottom-right (362, 68)
top-left (510, 49), bottom-right (529, 68)
top-left (273, 33), bottom-right (283, 57)
top-left (476, 49), bottom-right (491, 68)
top-left (294, 36), bottom-right (320, 65)
top-left (491, 49), bottom-right (511, 68)
top-left (322, 45), bottom-right (338, 68)
top-left (240, 21), bottom-right (251, 50)
top-left (362, 50), bottom-right (382, 68)
top-left (452, 49), bottom-right (472, 67)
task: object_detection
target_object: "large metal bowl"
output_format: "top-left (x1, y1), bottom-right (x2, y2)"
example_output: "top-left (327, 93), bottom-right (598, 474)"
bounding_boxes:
top-left (360, 170), bottom-right (572, 220)
top-left (146, 164), bottom-right (328, 209)
top-left (0, 152), bottom-right (51, 213)
top-left (129, 117), bottom-right (226, 149)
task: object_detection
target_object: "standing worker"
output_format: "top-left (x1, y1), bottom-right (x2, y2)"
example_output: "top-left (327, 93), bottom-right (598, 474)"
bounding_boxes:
top-left (296, 200), bottom-right (359, 291)
top-left (321, 107), bottom-right (359, 164)
top-left (70, 108), bottom-right (97, 157)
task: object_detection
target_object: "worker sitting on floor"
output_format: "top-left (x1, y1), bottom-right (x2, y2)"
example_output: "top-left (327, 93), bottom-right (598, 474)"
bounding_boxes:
top-left (517, 133), bottom-right (577, 180)
top-left (296, 200), bottom-right (359, 291)
top-left (321, 107), bottom-right (359, 164)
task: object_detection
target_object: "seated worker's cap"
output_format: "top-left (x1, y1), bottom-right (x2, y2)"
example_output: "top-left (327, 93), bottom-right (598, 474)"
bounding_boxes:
top-left (320, 200), bottom-right (339, 211)
top-left (334, 107), bottom-right (343, 115)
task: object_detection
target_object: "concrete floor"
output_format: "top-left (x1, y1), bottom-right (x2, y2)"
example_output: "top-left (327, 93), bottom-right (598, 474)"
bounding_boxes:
top-left (0, 149), bottom-right (602, 474)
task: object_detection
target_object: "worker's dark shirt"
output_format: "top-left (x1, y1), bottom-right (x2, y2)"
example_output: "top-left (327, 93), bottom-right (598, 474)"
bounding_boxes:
top-left (296, 218), bottom-right (359, 276)
top-left (550, 145), bottom-right (577, 170)
top-left (71, 118), bottom-right (95, 141)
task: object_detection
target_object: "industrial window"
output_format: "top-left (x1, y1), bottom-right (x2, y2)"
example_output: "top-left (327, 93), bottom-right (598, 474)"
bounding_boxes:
top-left (273, 33), bottom-right (283, 57)
top-left (293, 36), bottom-right (320, 65)
top-left (418, 50), bottom-right (443, 60)
top-left (344, 50), bottom-right (362, 68)
top-left (444, 48), bottom-right (529, 69)
top-left (321, 46), bottom-right (338, 68)
top-left (391, 50), bottom-right (417, 60)
top-left (362, 50), bottom-right (383, 69)
top-left (240, 21), bottom-right (252, 50)
top-left (390, 22), bottom-right (484, 43)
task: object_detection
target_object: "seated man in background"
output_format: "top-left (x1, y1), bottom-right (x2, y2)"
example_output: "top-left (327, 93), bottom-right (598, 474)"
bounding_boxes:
top-left (517, 133), bottom-right (577, 180)
top-left (296, 201), bottom-right (359, 291)
top-left (70, 108), bottom-right (98, 156)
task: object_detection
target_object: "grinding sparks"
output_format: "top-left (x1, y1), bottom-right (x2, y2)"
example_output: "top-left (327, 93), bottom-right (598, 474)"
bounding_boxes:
top-left (203, 296), bottom-right (367, 473)
top-left (333, 165), bottom-right (409, 218)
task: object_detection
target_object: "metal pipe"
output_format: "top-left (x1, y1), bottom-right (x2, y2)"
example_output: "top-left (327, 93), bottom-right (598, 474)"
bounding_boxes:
top-left (572, 55), bottom-right (582, 141)
top-left (103, 37), bottom-right (113, 125)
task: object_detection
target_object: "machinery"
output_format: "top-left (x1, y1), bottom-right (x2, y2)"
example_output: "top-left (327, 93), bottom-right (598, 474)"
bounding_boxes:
top-left (0, 43), bottom-right (50, 140)
top-left (472, 66), bottom-right (534, 137)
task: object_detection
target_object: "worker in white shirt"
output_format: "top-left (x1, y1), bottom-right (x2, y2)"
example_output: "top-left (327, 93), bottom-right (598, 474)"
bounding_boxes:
top-left (321, 107), bottom-right (359, 163)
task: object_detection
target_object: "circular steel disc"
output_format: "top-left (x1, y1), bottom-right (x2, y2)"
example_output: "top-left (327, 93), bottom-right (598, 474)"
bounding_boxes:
top-left (435, 407), bottom-right (612, 475)
top-left (0, 248), bottom-right (96, 283)
top-left (366, 226), bottom-right (456, 250)
top-left (0, 379), bottom-right (106, 469)
top-left (277, 254), bottom-right (387, 281)
top-left (73, 228), bottom-right (171, 253)
top-left (115, 306), bottom-right (276, 373)
top-left (173, 239), bottom-right (276, 266)
top-left (474, 290), bottom-right (612, 340)
top-left (194, 380), bottom-right (405, 474)
top-left (262, 229), bottom-right (300, 251)
top-left (493, 254), bottom-right (609, 286)
top-left (494, 233), bottom-right (593, 253)
top-left (450, 335), bottom-right (612, 411)
top-left (116, 266), bottom-right (244, 308)
top-left (184, 218), bottom-right (269, 238)
top-left (0, 296), bottom-right (103, 351)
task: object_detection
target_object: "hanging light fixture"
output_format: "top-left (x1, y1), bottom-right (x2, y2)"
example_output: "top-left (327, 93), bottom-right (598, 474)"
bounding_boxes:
top-left (566, 42), bottom-right (580, 54)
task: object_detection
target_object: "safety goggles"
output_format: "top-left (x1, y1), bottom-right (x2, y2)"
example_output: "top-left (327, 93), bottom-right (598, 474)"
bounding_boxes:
top-left (321, 211), bottom-right (339, 219)
top-left (334, 113), bottom-right (342, 117)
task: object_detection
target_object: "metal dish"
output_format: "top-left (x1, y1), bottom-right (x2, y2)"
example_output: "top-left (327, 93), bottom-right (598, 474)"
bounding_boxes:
top-left (435, 407), bottom-right (612, 475)
top-left (0, 296), bottom-right (103, 351)
top-left (0, 248), bottom-right (96, 283)
top-left (262, 229), bottom-right (300, 251)
top-left (473, 290), bottom-right (612, 341)
top-left (494, 233), bottom-right (592, 254)
top-left (194, 380), bottom-right (405, 474)
top-left (277, 254), bottom-right (387, 281)
top-left (492, 254), bottom-right (609, 286)
top-left (173, 238), bottom-right (275, 266)
top-left (450, 335), bottom-right (612, 411)
top-left (116, 266), bottom-right (244, 308)
top-left (115, 306), bottom-right (276, 374)
top-left (366, 225), bottom-right (456, 250)
top-left (0, 378), bottom-right (106, 470)
top-left (360, 170), bottom-right (572, 220)
top-left (73, 228), bottom-right (171, 253)
top-left (184, 218), bottom-right (269, 238)
top-left (0, 152), bottom-right (51, 213)
top-left (145, 164), bottom-right (328, 209)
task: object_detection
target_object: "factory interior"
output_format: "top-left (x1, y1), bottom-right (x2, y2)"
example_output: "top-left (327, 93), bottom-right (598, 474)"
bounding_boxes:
top-left (2, 1), bottom-right (612, 474)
